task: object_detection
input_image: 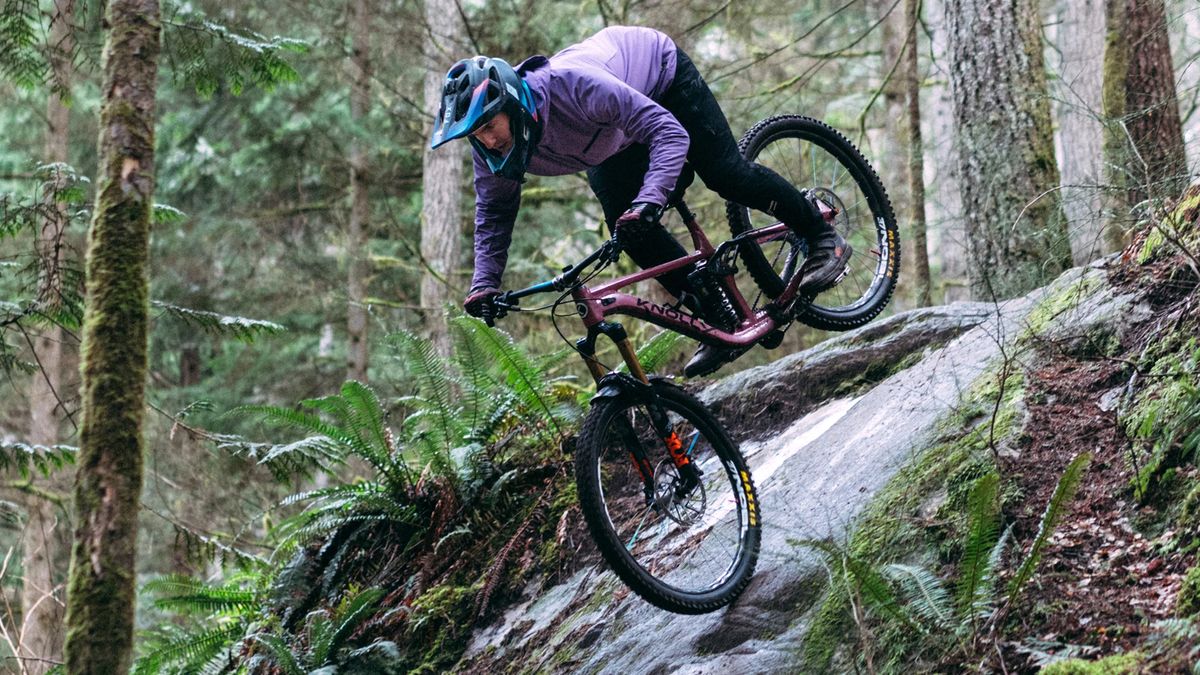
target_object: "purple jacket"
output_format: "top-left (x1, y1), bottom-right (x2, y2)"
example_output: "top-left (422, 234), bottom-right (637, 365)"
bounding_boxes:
top-left (469, 26), bottom-right (688, 291)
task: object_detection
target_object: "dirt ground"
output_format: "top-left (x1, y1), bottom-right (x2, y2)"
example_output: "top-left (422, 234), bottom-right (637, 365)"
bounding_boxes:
top-left (992, 242), bottom-right (1200, 671)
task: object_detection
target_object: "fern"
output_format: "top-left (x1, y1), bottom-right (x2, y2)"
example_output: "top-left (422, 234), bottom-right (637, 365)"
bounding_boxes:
top-left (326, 587), bottom-right (386, 660)
top-left (142, 574), bottom-right (260, 614)
top-left (392, 329), bottom-right (468, 463)
top-left (0, 441), bottom-right (77, 478)
top-left (133, 621), bottom-right (247, 675)
top-left (1006, 452), bottom-right (1090, 605)
top-left (248, 633), bottom-right (306, 675)
top-left (627, 329), bottom-right (687, 374)
top-left (153, 203), bottom-right (188, 225)
top-left (250, 587), bottom-right (391, 672)
top-left (152, 301), bottom-right (285, 343)
top-left (956, 471), bottom-right (1001, 617)
top-left (885, 564), bottom-right (953, 630)
top-left (448, 316), bottom-right (573, 441)
top-left (801, 538), bottom-right (924, 634)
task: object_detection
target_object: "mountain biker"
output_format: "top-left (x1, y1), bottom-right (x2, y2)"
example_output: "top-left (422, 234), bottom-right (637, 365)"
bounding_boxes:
top-left (430, 25), bottom-right (851, 377)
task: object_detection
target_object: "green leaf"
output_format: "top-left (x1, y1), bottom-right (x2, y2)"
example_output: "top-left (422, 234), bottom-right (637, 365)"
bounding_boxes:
top-left (1007, 452), bottom-right (1090, 605)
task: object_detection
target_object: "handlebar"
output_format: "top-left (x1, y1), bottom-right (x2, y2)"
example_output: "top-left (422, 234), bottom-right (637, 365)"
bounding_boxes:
top-left (484, 238), bottom-right (619, 326)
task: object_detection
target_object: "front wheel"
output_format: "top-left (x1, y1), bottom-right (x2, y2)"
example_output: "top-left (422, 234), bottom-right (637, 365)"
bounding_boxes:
top-left (575, 380), bottom-right (761, 614)
top-left (726, 115), bottom-right (900, 331)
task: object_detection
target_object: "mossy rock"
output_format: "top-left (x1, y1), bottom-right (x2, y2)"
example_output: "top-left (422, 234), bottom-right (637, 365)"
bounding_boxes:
top-left (1040, 651), bottom-right (1143, 674)
top-left (1177, 565), bottom-right (1200, 617)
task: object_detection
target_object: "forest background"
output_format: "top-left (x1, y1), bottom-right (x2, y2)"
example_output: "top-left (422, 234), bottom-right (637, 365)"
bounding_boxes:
top-left (0, 0), bottom-right (1198, 672)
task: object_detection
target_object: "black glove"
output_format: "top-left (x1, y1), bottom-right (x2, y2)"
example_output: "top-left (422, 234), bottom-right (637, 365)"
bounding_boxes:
top-left (614, 202), bottom-right (663, 247)
top-left (464, 286), bottom-right (500, 321)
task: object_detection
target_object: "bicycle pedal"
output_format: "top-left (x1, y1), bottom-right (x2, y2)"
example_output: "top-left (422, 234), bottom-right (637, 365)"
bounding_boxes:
top-left (832, 264), bottom-right (850, 287)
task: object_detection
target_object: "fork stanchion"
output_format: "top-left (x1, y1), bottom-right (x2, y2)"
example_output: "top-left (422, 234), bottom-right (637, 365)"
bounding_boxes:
top-left (575, 335), bottom-right (609, 385)
top-left (615, 338), bottom-right (649, 385)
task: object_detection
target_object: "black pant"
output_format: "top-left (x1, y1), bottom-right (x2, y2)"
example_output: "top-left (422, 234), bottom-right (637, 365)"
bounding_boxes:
top-left (586, 49), bottom-right (820, 298)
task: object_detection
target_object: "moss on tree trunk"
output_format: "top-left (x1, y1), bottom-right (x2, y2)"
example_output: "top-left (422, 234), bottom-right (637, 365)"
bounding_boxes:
top-left (62, 1), bottom-right (161, 673)
top-left (1102, 0), bottom-right (1188, 250)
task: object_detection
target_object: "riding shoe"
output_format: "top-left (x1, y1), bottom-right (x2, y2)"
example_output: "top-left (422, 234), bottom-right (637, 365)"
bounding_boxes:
top-left (798, 228), bottom-right (853, 293)
top-left (685, 342), bottom-right (748, 378)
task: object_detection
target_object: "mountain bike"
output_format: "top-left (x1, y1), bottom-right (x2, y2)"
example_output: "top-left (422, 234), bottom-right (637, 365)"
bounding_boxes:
top-left (485, 115), bottom-right (899, 614)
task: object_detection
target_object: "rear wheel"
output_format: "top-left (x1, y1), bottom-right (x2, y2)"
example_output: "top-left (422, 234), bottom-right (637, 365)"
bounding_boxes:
top-left (726, 115), bottom-right (900, 331)
top-left (575, 380), bottom-right (761, 614)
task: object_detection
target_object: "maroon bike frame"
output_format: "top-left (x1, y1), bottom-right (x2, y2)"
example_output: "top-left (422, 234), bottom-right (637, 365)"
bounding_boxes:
top-left (572, 212), bottom-right (801, 350)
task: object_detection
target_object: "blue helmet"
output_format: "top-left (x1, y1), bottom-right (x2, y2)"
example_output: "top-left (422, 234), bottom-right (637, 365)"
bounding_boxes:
top-left (430, 56), bottom-right (541, 182)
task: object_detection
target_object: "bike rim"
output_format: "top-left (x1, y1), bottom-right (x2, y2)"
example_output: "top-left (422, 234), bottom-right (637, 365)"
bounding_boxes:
top-left (593, 400), bottom-right (751, 596)
top-left (741, 129), bottom-right (890, 315)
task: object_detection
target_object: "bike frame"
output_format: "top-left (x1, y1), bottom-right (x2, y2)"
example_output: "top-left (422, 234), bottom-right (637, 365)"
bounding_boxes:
top-left (501, 200), bottom-right (810, 387)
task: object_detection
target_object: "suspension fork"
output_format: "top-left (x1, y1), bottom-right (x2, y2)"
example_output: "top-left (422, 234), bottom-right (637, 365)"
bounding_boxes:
top-left (580, 323), bottom-right (698, 494)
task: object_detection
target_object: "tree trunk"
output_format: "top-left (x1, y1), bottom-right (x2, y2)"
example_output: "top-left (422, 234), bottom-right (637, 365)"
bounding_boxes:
top-left (19, 2), bottom-right (74, 670)
top-left (63, 1), bottom-right (160, 672)
top-left (1053, 0), bottom-right (1108, 264)
top-left (925, 0), bottom-right (969, 302)
top-left (879, 0), bottom-right (915, 308)
top-left (946, 0), bottom-right (1072, 300)
top-left (1102, 0), bottom-right (1189, 248)
top-left (904, 0), bottom-right (933, 306)
top-left (420, 0), bottom-right (467, 357)
top-left (346, 0), bottom-right (371, 382)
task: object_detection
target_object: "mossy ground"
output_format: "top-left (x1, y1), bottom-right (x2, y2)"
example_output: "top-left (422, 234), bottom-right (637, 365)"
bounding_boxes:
top-left (799, 184), bottom-right (1200, 672)
top-left (799, 365), bottom-right (1026, 672)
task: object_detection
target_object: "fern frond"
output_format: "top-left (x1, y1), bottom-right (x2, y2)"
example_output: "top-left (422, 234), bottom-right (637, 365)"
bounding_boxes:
top-left (632, 329), bottom-right (687, 374)
top-left (0, 499), bottom-right (21, 529)
top-left (247, 632), bottom-right (306, 675)
top-left (972, 525), bottom-right (1012, 621)
top-left (306, 610), bottom-right (335, 666)
top-left (449, 316), bottom-right (567, 438)
top-left (152, 301), bottom-right (285, 343)
top-left (152, 203), bottom-right (188, 225)
top-left (1007, 452), bottom-right (1090, 605)
top-left (142, 574), bottom-right (259, 614)
top-left (133, 621), bottom-right (247, 675)
top-left (799, 538), bottom-right (924, 634)
top-left (0, 441), bottom-right (77, 479)
top-left (885, 563), bottom-right (953, 630)
top-left (957, 471), bottom-right (1001, 615)
top-left (390, 330), bottom-right (467, 460)
top-left (217, 432), bottom-right (343, 482)
top-left (327, 587), bottom-right (386, 658)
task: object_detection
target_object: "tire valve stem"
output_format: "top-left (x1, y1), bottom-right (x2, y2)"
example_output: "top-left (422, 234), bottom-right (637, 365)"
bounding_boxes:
top-left (665, 432), bottom-right (689, 468)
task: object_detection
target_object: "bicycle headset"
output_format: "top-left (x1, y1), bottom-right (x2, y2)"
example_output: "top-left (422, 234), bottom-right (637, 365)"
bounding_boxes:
top-left (430, 56), bottom-right (541, 182)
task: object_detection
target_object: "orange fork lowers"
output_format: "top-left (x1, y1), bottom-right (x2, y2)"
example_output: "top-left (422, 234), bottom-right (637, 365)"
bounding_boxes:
top-left (664, 431), bottom-right (690, 468)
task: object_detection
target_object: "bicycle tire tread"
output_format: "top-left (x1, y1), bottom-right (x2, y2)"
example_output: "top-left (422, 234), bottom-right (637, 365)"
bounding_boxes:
top-left (575, 381), bottom-right (761, 614)
top-left (725, 114), bottom-right (900, 331)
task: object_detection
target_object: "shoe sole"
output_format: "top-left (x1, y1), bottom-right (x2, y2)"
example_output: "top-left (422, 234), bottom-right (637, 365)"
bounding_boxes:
top-left (684, 345), bottom-right (750, 378)
top-left (798, 243), bottom-right (853, 294)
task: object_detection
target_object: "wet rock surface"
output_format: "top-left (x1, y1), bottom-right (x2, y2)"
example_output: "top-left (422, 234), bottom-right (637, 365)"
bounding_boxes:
top-left (700, 302), bottom-right (999, 442)
top-left (458, 271), bottom-right (1133, 674)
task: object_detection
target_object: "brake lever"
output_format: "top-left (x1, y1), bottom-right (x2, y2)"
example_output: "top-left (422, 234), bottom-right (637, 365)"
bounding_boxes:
top-left (485, 292), bottom-right (516, 327)
top-left (603, 237), bottom-right (622, 264)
